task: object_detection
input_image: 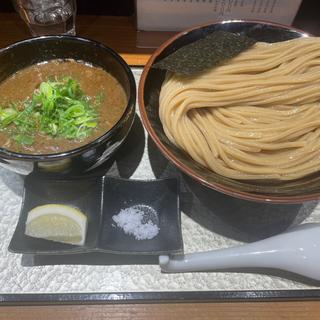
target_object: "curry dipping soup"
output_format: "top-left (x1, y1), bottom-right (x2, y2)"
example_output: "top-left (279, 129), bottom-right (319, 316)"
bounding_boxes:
top-left (0, 59), bottom-right (128, 154)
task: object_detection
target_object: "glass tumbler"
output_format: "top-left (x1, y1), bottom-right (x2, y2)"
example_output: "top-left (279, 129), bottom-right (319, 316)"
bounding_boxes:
top-left (12, 0), bottom-right (77, 36)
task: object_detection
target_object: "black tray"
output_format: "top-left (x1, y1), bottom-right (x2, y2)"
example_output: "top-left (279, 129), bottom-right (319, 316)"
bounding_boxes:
top-left (9, 175), bottom-right (182, 255)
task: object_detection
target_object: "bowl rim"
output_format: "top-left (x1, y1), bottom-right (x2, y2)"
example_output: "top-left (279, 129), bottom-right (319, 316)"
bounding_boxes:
top-left (138, 19), bottom-right (320, 204)
top-left (0, 35), bottom-right (136, 161)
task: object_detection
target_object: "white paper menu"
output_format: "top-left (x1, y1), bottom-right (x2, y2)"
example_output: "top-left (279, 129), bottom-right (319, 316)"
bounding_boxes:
top-left (136, 0), bottom-right (303, 31)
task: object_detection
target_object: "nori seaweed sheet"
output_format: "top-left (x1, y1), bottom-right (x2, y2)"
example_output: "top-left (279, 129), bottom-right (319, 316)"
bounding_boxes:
top-left (153, 31), bottom-right (257, 75)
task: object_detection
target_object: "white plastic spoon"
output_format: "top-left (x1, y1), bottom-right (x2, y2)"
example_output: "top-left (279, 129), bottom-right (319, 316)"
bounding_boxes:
top-left (159, 223), bottom-right (320, 281)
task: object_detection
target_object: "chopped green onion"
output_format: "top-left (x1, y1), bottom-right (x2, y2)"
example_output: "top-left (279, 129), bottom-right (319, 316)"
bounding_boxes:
top-left (0, 107), bottom-right (19, 127)
top-left (14, 134), bottom-right (34, 146)
top-left (0, 77), bottom-right (101, 146)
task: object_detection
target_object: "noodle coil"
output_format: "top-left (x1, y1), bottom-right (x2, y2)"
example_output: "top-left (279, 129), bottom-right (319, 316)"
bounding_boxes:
top-left (159, 37), bottom-right (320, 180)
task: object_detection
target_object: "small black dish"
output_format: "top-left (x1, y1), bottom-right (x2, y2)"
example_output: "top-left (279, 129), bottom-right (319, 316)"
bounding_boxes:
top-left (99, 177), bottom-right (182, 254)
top-left (9, 174), bottom-right (104, 255)
top-left (9, 175), bottom-right (182, 256)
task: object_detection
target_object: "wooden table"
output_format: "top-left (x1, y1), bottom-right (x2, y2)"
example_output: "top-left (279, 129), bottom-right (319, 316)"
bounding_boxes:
top-left (1, 12), bottom-right (320, 320)
top-left (0, 13), bottom-right (155, 66)
top-left (1, 301), bottom-right (320, 319)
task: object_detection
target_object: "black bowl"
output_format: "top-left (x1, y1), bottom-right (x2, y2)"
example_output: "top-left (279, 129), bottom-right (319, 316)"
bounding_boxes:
top-left (138, 20), bottom-right (320, 204)
top-left (0, 36), bottom-right (136, 175)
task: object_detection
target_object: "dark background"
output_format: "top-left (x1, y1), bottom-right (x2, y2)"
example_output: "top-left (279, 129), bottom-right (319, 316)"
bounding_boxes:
top-left (0, 0), bottom-right (319, 35)
top-left (0, 0), bottom-right (315, 17)
top-left (0, 0), bottom-right (135, 15)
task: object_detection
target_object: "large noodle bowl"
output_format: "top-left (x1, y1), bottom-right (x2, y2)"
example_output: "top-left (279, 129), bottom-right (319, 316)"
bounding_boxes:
top-left (159, 37), bottom-right (320, 181)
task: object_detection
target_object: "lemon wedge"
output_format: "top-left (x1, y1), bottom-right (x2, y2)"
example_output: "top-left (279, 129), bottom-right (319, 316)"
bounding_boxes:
top-left (25, 204), bottom-right (87, 246)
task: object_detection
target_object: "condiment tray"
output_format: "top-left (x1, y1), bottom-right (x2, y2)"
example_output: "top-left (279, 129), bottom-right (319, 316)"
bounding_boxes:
top-left (9, 175), bottom-right (182, 256)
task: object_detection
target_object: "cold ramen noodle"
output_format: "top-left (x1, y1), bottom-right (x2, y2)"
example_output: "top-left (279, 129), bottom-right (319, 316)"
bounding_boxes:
top-left (159, 36), bottom-right (320, 181)
top-left (0, 59), bottom-right (127, 154)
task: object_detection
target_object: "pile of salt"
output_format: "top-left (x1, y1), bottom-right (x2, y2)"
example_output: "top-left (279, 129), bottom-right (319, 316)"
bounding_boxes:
top-left (112, 205), bottom-right (159, 240)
